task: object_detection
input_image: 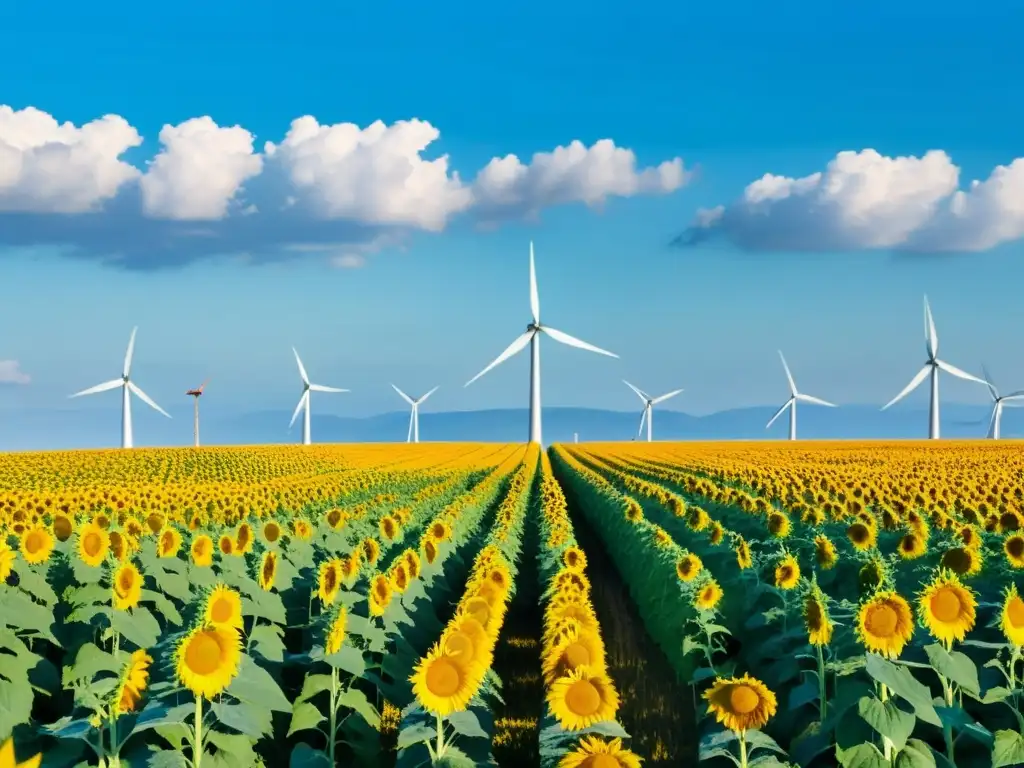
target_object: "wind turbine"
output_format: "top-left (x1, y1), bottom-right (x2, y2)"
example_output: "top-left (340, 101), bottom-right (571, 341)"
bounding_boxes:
top-left (882, 296), bottom-right (986, 439)
top-left (289, 348), bottom-right (347, 445)
top-left (391, 384), bottom-right (439, 443)
top-left (465, 242), bottom-right (618, 445)
top-left (980, 365), bottom-right (1024, 439)
top-left (623, 381), bottom-right (684, 442)
top-left (186, 379), bottom-right (209, 447)
top-left (69, 327), bottom-right (171, 449)
top-left (765, 351), bottom-right (836, 440)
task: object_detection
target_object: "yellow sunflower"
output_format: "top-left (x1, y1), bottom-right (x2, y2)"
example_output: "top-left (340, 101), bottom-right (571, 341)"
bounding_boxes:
top-left (204, 584), bottom-right (244, 630)
top-left (325, 606), bottom-right (348, 655)
top-left (369, 573), bottom-right (393, 617)
top-left (258, 550), bottom-right (277, 591)
top-left (542, 626), bottom-right (606, 684)
top-left (78, 522), bottom-right (110, 567)
top-left (547, 667), bottom-right (620, 731)
top-left (114, 649), bottom-right (152, 715)
top-left (1004, 535), bottom-right (1024, 569)
top-left (0, 542), bottom-right (15, 584)
top-left (191, 535), bottom-right (214, 567)
top-left (409, 644), bottom-right (476, 716)
top-left (318, 560), bottom-right (342, 606)
top-left (379, 515), bottom-right (399, 541)
top-left (941, 546), bottom-right (983, 576)
top-left (766, 512), bottom-right (791, 538)
top-left (897, 532), bottom-right (927, 560)
top-left (557, 736), bottom-right (643, 768)
top-left (158, 527), bottom-right (182, 558)
top-left (735, 538), bottom-right (753, 570)
top-left (695, 580), bottom-right (724, 611)
top-left (562, 546), bottom-right (587, 572)
top-left (676, 553), bottom-right (702, 583)
top-left (362, 538), bottom-right (380, 565)
top-left (261, 520), bottom-right (282, 544)
top-left (52, 513), bottom-right (74, 543)
top-left (856, 590), bottom-right (914, 658)
top-left (403, 549), bottom-right (422, 580)
top-left (846, 521), bottom-right (877, 552)
top-left (423, 538), bottom-right (439, 565)
top-left (813, 535), bottom-right (837, 570)
top-left (1000, 584), bottom-right (1024, 647)
top-left (390, 562), bottom-right (410, 594)
top-left (20, 525), bottom-right (54, 565)
top-left (774, 554), bottom-right (801, 590)
top-left (918, 571), bottom-right (976, 646)
top-left (175, 623), bottom-right (242, 699)
top-left (234, 522), bottom-right (254, 555)
top-left (703, 673), bottom-right (777, 733)
top-left (0, 737), bottom-right (42, 768)
top-left (112, 563), bottom-right (143, 611)
top-left (217, 535), bottom-right (235, 557)
top-left (442, 616), bottom-right (490, 669)
top-left (803, 588), bottom-right (833, 646)
top-left (429, 520), bottom-right (451, 542)
top-left (292, 519), bottom-right (313, 541)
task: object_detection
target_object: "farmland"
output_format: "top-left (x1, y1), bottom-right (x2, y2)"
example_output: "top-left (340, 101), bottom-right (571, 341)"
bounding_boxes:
top-left (2, 442), bottom-right (1024, 767)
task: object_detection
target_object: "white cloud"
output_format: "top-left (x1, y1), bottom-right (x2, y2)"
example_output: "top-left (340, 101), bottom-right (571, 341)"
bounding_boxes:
top-left (330, 253), bottom-right (366, 268)
top-left (140, 117), bottom-right (263, 220)
top-left (0, 360), bottom-right (30, 385)
top-left (0, 105), bottom-right (141, 213)
top-left (683, 149), bottom-right (1024, 253)
top-left (0, 105), bottom-right (689, 268)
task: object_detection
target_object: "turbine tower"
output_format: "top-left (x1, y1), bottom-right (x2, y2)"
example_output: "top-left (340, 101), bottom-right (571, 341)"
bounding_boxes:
top-left (70, 327), bottom-right (171, 449)
top-left (289, 348), bottom-right (347, 445)
top-left (465, 242), bottom-right (618, 445)
top-left (882, 296), bottom-right (986, 439)
top-left (391, 384), bottom-right (439, 443)
top-left (623, 380), bottom-right (684, 442)
top-left (980, 365), bottom-right (1024, 440)
top-left (765, 351), bottom-right (836, 440)
top-left (186, 379), bottom-right (209, 447)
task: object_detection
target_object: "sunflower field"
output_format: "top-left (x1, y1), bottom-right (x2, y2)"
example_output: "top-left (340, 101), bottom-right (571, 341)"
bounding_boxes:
top-left (4, 441), bottom-right (1024, 768)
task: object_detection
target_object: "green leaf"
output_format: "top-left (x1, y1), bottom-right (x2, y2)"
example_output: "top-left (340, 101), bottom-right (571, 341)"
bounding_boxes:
top-left (836, 743), bottom-right (888, 768)
top-left (924, 644), bottom-right (980, 696)
top-left (295, 674), bottom-right (333, 705)
top-left (857, 696), bottom-right (916, 752)
top-left (288, 701), bottom-right (325, 737)
top-left (993, 729), bottom-right (1024, 768)
top-left (145, 749), bottom-right (189, 768)
top-left (110, 606), bottom-right (161, 649)
top-left (750, 757), bottom-right (792, 768)
top-left (336, 687), bottom-right (380, 730)
top-left (863, 655), bottom-right (942, 727)
top-left (445, 710), bottom-right (486, 739)
top-left (130, 701), bottom-right (195, 737)
top-left (0, 588), bottom-right (60, 644)
top-left (324, 644), bottom-right (366, 677)
top-left (211, 700), bottom-right (273, 739)
top-left (41, 716), bottom-right (95, 741)
top-left (894, 739), bottom-right (937, 768)
top-left (141, 589), bottom-right (183, 626)
top-left (745, 730), bottom-right (786, 755)
top-left (434, 745), bottom-right (477, 768)
top-left (289, 744), bottom-right (331, 768)
top-left (248, 623), bottom-right (285, 663)
top-left (396, 722), bottom-right (436, 749)
top-left (206, 730), bottom-right (258, 768)
top-left (62, 643), bottom-right (121, 686)
top-left (226, 655), bottom-right (291, 712)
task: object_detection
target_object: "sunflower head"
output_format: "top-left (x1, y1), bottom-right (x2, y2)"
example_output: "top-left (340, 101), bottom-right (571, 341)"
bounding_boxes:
top-left (409, 643), bottom-right (477, 716)
top-left (175, 623), bottom-right (243, 699)
top-left (369, 573), bottom-right (393, 617)
top-left (556, 736), bottom-right (642, 768)
top-left (261, 520), bottom-right (282, 544)
top-left (362, 538), bottom-right (380, 565)
top-left (695, 580), bottom-right (724, 612)
top-left (735, 538), bottom-right (753, 570)
top-left (1005, 535), bottom-right (1024, 568)
top-left (112, 562), bottom-right (143, 611)
top-left (676, 553), bottom-right (702, 583)
top-left (774, 554), bottom-right (801, 591)
top-left (562, 546), bottom-right (587, 572)
top-left (856, 590), bottom-right (914, 659)
top-left (158, 527), bottom-right (182, 558)
top-left (941, 546), bottom-right (982, 576)
top-left (115, 649), bottom-right (153, 716)
top-left (52, 514), bottom-right (74, 543)
top-left (846, 521), bottom-right (876, 551)
top-left (318, 560), bottom-right (343, 605)
top-left (703, 673), bottom-right (777, 734)
top-left (1001, 583), bottom-right (1024, 647)
top-left (325, 605), bottom-right (348, 655)
top-left (547, 666), bottom-right (620, 731)
top-left (897, 532), bottom-right (926, 560)
top-left (218, 535), bottom-right (235, 557)
top-left (258, 550), bottom-right (277, 591)
top-left (429, 521), bottom-right (451, 542)
top-left (78, 522), bottom-right (110, 567)
top-left (766, 512), bottom-right (791, 538)
top-left (20, 525), bottom-right (54, 565)
top-left (204, 584), bottom-right (244, 630)
top-left (235, 522), bottom-right (253, 554)
top-left (803, 587), bottom-right (833, 646)
top-left (918, 570), bottom-right (977, 646)
top-left (191, 534), bottom-right (214, 567)
top-left (423, 537), bottom-right (439, 564)
top-left (813, 534), bottom-right (837, 570)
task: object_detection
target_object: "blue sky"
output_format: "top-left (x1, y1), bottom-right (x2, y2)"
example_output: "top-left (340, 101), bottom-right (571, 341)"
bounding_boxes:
top-left (1, 0), bottom-right (1023, 432)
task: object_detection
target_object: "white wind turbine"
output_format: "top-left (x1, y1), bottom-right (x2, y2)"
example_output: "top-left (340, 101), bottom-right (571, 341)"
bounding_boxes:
top-left (882, 296), bottom-right (986, 439)
top-left (465, 242), bottom-right (618, 445)
top-left (70, 327), bottom-right (171, 449)
top-left (623, 380), bottom-right (684, 442)
top-left (392, 384), bottom-right (439, 443)
top-left (765, 351), bottom-right (836, 440)
top-left (289, 348), bottom-right (348, 445)
top-left (980, 365), bottom-right (1024, 440)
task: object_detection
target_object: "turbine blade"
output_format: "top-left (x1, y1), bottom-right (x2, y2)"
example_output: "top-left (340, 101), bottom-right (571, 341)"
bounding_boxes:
top-left (652, 388), bottom-right (684, 404)
top-left (465, 331), bottom-right (534, 387)
top-left (766, 399), bottom-right (792, 429)
top-left (309, 384), bottom-right (348, 393)
top-left (292, 348), bottom-right (310, 386)
top-left (795, 393), bottom-right (836, 407)
top-left (541, 326), bottom-right (618, 358)
top-left (1002, 391), bottom-right (1024, 401)
top-left (637, 408), bottom-right (647, 438)
top-left (924, 295), bottom-right (938, 359)
top-left (529, 241), bottom-right (540, 325)
top-left (935, 359), bottom-right (987, 385)
top-left (417, 386), bottom-right (439, 404)
top-left (289, 391), bottom-right (308, 428)
top-left (407, 408), bottom-right (414, 442)
top-left (128, 381), bottom-right (171, 418)
top-left (882, 365), bottom-right (931, 410)
top-left (70, 379), bottom-right (124, 398)
top-left (988, 404), bottom-right (998, 438)
top-left (981, 362), bottom-right (999, 400)
top-left (391, 384), bottom-right (414, 404)
top-left (623, 380), bottom-right (649, 402)
top-left (123, 327), bottom-right (138, 378)
top-left (779, 350), bottom-right (797, 395)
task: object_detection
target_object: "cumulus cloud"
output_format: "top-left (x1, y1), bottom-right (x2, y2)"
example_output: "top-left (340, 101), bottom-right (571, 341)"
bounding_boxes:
top-left (679, 149), bottom-right (1024, 253)
top-left (0, 105), bottom-right (688, 269)
top-left (0, 360), bottom-right (30, 385)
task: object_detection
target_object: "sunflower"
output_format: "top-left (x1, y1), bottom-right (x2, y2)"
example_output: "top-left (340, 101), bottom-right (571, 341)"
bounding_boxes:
top-left (158, 528), bottom-right (182, 558)
top-left (0, 737), bottom-right (42, 768)
top-left (695, 579), bottom-right (724, 611)
top-left (191, 535), bottom-right (214, 567)
top-left (676, 554), bottom-right (702, 583)
top-left (20, 525), bottom-right (53, 565)
top-left (703, 673), bottom-right (777, 733)
top-left (325, 508), bottom-right (345, 530)
top-left (562, 546), bottom-right (587, 572)
top-left (292, 518), bottom-right (313, 541)
top-left (339, 553), bottom-right (360, 584)
top-left (369, 573), bottom-right (393, 617)
top-left (462, 595), bottom-right (494, 628)
top-left (774, 554), bottom-right (801, 591)
top-left (858, 559), bottom-right (886, 594)
top-left (803, 588), bottom-right (833, 646)
top-left (0, 542), bottom-right (15, 584)
top-left (919, 571), bottom-right (976, 646)
top-left (218, 535), bottom-right (235, 557)
top-left (1005, 535), bottom-right (1024, 569)
top-left (77, 522), bottom-right (109, 567)
top-left (856, 590), bottom-right (914, 658)
top-left (403, 549), bottom-right (422, 580)
top-left (390, 562), bottom-right (410, 593)
top-left (258, 550), bottom-right (277, 591)
top-left (958, 525), bottom-right (982, 550)
top-left (112, 563), bottom-right (143, 611)
top-left (941, 546), bottom-right (983, 576)
top-left (542, 626), bottom-right (606, 684)
top-left (175, 623), bottom-right (242, 699)
top-left (652, 527), bottom-right (674, 550)
top-left (442, 616), bottom-right (490, 668)
top-left (708, 521), bottom-right (725, 546)
top-left (766, 512), bottom-right (791, 538)
top-left (687, 507), bottom-right (710, 532)
top-left (318, 560), bottom-right (342, 606)
top-left (897, 532), bottom-right (927, 560)
top-left (234, 522), bottom-right (254, 554)
top-left (847, 521), bottom-right (877, 552)
top-left (379, 516), bottom-right (399, 541)
top-left (557, 736), bottom-right (643, 768)
top-left (362, 538), bottom-right (380, 565)
top-left (109, 531), bottom-right (129, 562)
top-left (146, 512), bottom-right (165, 535)
top-left (114, 649), bottom-right (152, 715)
top-left (1001, 584), bottom-right (1024, 647)
top-left (325, 605), bottom-right (348, 655)
top-left (548, 667), bottom-right (620, 731)
top-left (52, 513), bottom-right (74, 542)
top-left (429, 521), bottom-right (451, 542)
top-left (813, 535), bottom-right (837, 570)
top-left (624, 501), bottom-right (643, 523)
top-left (409, 643), bottom-right (477, 716)
top-left (423, 538), bottom-right (439, 564)
top-left (204, 585), bottom-right (244, 630)
top-left (261, 520), bottom-right (282, 544)
top-left (735, 538), bottom-right (752, 570)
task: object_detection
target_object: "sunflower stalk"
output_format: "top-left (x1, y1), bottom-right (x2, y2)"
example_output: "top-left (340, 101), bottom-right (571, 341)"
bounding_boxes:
top-left (435, 711), bottom-right (447, 759)
top-left (193, 695), bottom-right (204, 768)
top-left (878, 684), bottom-right (895, 761)
top-left (737, 730), bottom-right (748, 768)
top-left (815, 643), bottom-right (826, 720)
top-left (940, 673), bottom-right (955, 763)
top-left (328, 667), bottom-right (340, 764)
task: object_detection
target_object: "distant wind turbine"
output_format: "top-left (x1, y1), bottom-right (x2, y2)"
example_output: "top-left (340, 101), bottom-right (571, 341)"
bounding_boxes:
top-left (392, 384), bottom-right (438, 443)
top-left (623, 380), bottom-right (684, 442)
top-left (882, 296), bottom-right (986, 439)
top-left (766, 351), bottom-right (836, 440)
top-left (69, 327), bottom-right (171, 449)
top-left (980, 365), bottom-right (1024, 440)
top-left (465, 242), bottom-right (618, 445)
top-left (186, 379), bottom-right (209, 447)
top-left (289, 348), bottom-right (348, 445)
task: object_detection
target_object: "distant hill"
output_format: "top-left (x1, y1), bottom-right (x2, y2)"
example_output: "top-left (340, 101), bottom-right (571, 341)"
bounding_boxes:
top-left (0, 403), bottom-right (1015, 451)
